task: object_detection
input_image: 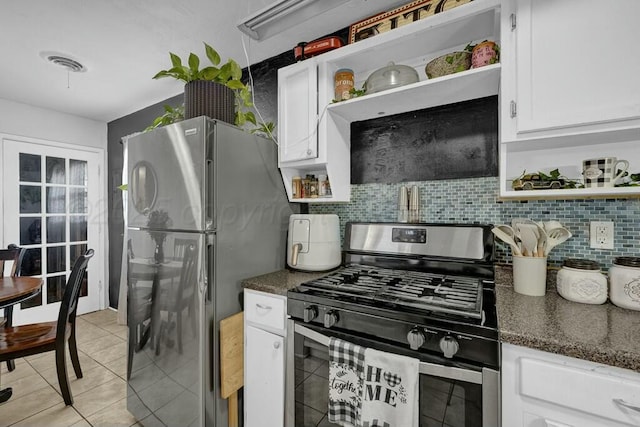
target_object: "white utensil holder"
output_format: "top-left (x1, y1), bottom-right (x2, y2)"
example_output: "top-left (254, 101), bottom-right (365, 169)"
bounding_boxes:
top-left (513, 255), bottom-right (548, 296)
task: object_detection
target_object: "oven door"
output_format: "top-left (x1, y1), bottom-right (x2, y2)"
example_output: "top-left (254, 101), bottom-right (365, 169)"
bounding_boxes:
top-left (285, 320), bottom-right (499, 427)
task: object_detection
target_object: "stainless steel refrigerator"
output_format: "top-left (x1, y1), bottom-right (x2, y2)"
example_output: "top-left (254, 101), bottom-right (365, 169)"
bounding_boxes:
top-left (125, 117), bottom-right (294, 426)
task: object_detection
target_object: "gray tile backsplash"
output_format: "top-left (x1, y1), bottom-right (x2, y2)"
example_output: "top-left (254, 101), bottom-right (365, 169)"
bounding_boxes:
top-left (309, 177), bottom-right (640, 269)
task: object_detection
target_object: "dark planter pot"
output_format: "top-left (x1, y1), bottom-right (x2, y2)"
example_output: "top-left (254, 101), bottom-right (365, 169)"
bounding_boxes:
top-left (184, 80), bottom-right (235, 124)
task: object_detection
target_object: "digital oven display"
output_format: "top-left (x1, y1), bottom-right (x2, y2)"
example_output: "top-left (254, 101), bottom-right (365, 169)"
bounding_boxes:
top-left (392, 228), bottom-right (426, 243)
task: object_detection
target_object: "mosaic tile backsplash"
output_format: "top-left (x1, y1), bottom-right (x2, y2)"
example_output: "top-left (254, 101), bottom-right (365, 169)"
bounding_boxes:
top-left (309, 177), bottom-right (640, 270)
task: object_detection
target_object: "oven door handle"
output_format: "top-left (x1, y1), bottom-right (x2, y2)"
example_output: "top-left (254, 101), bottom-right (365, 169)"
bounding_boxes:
top-left (293, 322), bottom-right (483, 385)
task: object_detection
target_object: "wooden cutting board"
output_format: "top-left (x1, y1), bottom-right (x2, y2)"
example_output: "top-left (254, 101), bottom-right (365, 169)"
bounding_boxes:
top-left (220, 311), bottom-right (244, 427)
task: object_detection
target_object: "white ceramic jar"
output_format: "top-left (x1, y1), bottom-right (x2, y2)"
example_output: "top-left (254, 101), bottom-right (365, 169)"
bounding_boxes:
top-left (556, 258), bottom-right (607, 304)
top-left (609, 256), bottom-right (640, 311)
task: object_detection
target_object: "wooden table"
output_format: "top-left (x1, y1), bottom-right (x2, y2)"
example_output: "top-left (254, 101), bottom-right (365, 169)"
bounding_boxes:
top-left (0, 276), bottom-right (44, 404)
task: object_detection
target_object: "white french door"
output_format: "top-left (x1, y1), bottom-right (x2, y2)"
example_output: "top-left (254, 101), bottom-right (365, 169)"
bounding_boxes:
top-left (2, 137), bottom-right (103, 324)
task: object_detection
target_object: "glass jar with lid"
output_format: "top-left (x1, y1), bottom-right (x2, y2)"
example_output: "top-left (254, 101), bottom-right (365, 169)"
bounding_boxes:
top-left (609, 256), bottom-right (640, 311)
top-left (556, 258), bottom-right (607, 304)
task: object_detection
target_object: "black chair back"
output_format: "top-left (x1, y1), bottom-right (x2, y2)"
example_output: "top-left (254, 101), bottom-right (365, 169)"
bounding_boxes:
top-left (55, 249), bottom-right (94, 343)
top-left (0, 244), bottom-right (24, 277)
top-left (177, 243), bottom-right (198, 303)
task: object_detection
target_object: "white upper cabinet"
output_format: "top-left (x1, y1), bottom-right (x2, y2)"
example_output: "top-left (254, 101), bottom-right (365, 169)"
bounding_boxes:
top-left (502, 0), bottom-right (640, 139)
top-left (499, 0), bottom-right (640, 199)
top-left (278, 59), bottom-right (319, 164)
top-left (277, 0), bottom-right (503, 202)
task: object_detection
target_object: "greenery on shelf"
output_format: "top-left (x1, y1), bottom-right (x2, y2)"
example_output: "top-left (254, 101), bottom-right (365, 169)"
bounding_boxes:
top-left (615, 171), bottom-right (640, 187)
top-left (250, 121), bottom-right (276, 139)
top-left (145, 104), bottom-right (184, 131)
top-left (332, 85), bottom-right (366, 103)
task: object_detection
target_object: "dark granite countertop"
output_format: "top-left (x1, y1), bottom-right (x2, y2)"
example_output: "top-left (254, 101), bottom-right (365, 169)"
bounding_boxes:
top-left (241, 268), bottom-right (333, 296)
top-left (496, 265), bottom-right (640, 373)
top-left (242, 265), bottom-right (640, 373)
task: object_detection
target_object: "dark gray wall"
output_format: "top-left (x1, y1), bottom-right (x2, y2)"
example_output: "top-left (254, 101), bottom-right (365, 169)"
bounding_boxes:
top-left (106, 94), bottom-right (182, 307)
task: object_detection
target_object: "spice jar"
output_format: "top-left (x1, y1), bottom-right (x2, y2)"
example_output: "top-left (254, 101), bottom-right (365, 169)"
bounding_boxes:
top-left (334, 68), bottom-right (354, 101)
top-left (556, 258), bottom-right (607, 304)
top-left (609, 256), bottom-right (640, 311)
top-left (324, 176), bottom-right (332, 197)
top-left (307, 174), bottom-right (318, 198)
top-left (301, 176), bottom-right (310, 199)
top-left (318, 174), bottom-right (328, 197)
top-left (292, 176), bottom-right (302, 199)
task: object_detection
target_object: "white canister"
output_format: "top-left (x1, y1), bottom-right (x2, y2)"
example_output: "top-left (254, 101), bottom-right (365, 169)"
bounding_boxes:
top-left (556, 258), bottom-right (607, 304)
top-left (609, 257), bottom-right (640, 311)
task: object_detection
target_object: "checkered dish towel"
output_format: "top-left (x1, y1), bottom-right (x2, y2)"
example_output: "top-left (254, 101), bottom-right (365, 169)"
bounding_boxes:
top-left (360, 347), bottom-right (419, 427)
top-left (328, 337), bottom-right (366, 426)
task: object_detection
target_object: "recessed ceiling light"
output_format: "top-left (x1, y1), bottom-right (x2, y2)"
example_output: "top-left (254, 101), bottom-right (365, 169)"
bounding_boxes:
top-left (40, 51), bottom-right (86, 72)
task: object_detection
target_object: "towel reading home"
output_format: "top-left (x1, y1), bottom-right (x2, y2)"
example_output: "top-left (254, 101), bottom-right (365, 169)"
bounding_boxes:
top-left (328, 337), bottom-right (419, 427)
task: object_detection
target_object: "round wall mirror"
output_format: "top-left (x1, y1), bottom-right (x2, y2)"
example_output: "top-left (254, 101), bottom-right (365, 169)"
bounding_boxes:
top-left (130, 161), bottom-right (158, 214)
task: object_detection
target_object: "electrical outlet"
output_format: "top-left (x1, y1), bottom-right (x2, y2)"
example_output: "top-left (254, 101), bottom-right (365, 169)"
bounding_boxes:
top-left (590, 221), bottom-right (614, 249)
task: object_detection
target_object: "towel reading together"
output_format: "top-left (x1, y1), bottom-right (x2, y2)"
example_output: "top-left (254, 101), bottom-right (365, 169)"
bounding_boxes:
top-left (328, 337), bottom-right (366, 426)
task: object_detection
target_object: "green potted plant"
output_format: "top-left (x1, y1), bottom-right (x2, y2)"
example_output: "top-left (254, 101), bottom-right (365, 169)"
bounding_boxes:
top-left (152, 42), bottom-right (255, 126)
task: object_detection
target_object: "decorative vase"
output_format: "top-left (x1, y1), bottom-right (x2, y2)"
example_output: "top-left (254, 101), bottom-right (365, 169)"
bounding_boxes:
top-left (184, 80), bottom-right (235, 124)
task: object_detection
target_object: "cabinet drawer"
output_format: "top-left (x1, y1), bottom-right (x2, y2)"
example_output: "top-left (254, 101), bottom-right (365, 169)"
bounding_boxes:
top-left (245, 290), bottom-right (286, 333)
top-left (520, 357), bottom-right (640, 425)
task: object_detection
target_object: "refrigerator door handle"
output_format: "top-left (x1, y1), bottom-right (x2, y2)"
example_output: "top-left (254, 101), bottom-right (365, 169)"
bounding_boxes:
top-left (205, 159), bottom-right (214, 229)
top-left (205, 238), bottom-right (214, 302)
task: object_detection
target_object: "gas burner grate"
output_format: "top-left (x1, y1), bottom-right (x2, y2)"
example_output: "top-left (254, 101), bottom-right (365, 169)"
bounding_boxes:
top-left (299, 264), bottom-right (483, 319)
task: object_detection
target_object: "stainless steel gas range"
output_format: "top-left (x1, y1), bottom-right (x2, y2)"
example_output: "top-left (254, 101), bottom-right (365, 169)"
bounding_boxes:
top-left (286, 222), bottom-right (500, 427)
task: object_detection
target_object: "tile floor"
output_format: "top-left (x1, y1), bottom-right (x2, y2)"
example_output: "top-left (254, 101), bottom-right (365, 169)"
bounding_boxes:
top-left (0, 309), bottom-right (138, 427)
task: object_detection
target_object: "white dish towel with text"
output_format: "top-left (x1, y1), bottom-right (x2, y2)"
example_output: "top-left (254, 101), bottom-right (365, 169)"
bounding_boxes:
top-left (360, 347), bottom-right (419, 427)
top-left (328, 337), bottom-right (366, 427)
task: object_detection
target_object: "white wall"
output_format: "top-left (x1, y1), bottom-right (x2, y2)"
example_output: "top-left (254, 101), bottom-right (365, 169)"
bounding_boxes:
top-left (0, 98), bottom-right (107, 147)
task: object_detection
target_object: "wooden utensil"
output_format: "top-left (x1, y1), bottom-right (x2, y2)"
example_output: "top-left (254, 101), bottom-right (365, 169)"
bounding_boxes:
top-left (220, 312), bottom-right (244, 427)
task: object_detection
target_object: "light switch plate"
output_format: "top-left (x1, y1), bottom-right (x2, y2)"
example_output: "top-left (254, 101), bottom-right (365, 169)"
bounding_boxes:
top-left (590, 221), bottom-right (614, 250)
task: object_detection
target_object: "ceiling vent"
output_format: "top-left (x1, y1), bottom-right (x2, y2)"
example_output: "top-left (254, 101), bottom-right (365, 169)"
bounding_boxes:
top-left (40, 52), bottom-right (86, 72)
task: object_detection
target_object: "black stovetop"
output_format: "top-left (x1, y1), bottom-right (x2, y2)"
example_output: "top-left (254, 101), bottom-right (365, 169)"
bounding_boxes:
top-left (295, 264), bottom-right (485, 320)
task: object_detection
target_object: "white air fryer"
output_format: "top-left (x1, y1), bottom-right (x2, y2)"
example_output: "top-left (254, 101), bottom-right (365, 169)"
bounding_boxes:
top-left (287, 214), bottom-right (341, 271)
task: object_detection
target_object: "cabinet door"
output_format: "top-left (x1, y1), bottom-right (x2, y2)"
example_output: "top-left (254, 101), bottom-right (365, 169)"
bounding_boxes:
top-left (278, 60), bottom-right (319, 163)
top-left (245, 325), bottom-right (285, 427)
top-left (508, 0), bottom-right (640, 136)
top-left (502, 344), bottom-right (640, 427)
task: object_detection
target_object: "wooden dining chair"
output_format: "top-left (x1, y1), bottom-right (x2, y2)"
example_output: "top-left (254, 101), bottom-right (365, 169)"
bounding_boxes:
top-left (0, 244), bottom-right (26, 372)
top-left (173, 238), bottom-right (196, 260)
top-left (159, 241), bottom-right (198, 354)
top-left (0, 249), bottom-right (94, 406)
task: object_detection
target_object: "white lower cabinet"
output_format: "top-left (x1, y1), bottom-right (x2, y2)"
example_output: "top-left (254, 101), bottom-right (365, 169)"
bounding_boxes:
top-left (502, 343), bottom-right (640, 427)
top-left (244, 289), bottom-right (287, 427)
top-left (245, 325), bottom-right (285, 427)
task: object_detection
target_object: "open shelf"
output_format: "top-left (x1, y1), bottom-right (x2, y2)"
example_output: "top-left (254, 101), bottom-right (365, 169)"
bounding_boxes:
top-left (500, 186), bottom-right (640, 200)
top-left (327, 64), bottom-right (500, 122)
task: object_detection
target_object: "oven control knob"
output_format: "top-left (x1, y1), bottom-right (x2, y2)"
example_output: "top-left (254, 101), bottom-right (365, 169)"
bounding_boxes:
top-left (439, 335), bottom-right (459, 358)
top-left (303, 306), bottom-right (318, 323)
top-left (407, 327), bottom-right (426, 350)
top-left (324, 311), bottom-right (339, 328)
